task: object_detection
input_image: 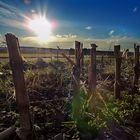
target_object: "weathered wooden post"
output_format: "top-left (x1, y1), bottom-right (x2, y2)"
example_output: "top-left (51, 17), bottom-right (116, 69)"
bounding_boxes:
top-left (74, 41), bottom-right (81, 85)
top-left (50, 48), bottom-right (52, 62)
top-left (56, 46), bottom-right (59, 62)
top-left (101, 56), bottom-right (104, 66)
top-left (71, 41), bottom-right (82, 121)
top-left (110, 56), bottom-right (112, 64)
top-left (75, 41), bottom-right (81, 70)
top-left (114, 45), bottom-right (121, 99)
top-left (80, 43), bottom-right (84, 69)
top-left (5, 33), bottom-right (32, 140)
top-left (70, 41), bottom-right (81, 98)
top-left (133, 44), bottom-right (139, 91)
top-left (88, 44), bottom-right (97, 95)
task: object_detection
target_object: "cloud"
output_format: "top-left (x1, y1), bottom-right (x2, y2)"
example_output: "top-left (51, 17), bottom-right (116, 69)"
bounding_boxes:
top-left (19, 34), bottom-right (140, 51)
top-left (83, 36), bottom-right (140, 51)
top-left (0, 18), bottom-right (27, 30)
top-left (85, 26), bottom-right (92, 30)
top-left (0, 34), bottom-right (4, 43)
top-left (20, 34), bottom-right (78, 48)
top-left (0, 1), bottom-right (30, 30)
top-left (20, 36), bottom-right (41, 47)
top-left (133, 7), bottom-right (138, 13)
top-left (0, 7), bottom-right (17, 18)
top-left (0, 1), bottom-right (26, 18)
top-left (54, 34), bottom-right (77, 41)
top-left (109, 30), bottom-right (115, 36)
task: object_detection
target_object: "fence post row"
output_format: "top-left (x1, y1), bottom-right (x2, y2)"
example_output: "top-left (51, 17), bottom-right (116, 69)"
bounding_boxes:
top-left (4, 35), bottom-right (140, 137)
top-left (5, 33), bottom-right (32, 140)
top-left (88, 44), bottom-right (97, 95)
top-left (133, 44), bottom-right (139, 91)
top-left (114, 45), bottom-right (121, 99)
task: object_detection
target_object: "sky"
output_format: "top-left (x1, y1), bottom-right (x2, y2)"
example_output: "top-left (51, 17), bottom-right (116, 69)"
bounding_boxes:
top-left (0, 0), bottom-right (140, 50)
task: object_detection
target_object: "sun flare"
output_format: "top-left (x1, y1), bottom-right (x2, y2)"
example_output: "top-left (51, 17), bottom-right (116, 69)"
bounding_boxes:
top-left (28, 16), bottom-right (52, 42)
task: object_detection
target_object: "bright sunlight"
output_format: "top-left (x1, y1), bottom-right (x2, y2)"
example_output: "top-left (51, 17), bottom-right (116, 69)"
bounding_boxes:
top-left (28, 16), bottom-right (52, 42)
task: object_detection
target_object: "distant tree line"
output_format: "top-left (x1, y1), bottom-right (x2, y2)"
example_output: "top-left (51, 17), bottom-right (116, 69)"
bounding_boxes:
top-left (69, 48), bottom-right (116, 56)
top-left (69, 48), bottom-right (90, 55)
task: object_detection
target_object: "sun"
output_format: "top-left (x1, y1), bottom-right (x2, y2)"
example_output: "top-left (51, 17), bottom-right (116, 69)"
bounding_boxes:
top-left (28, 16), bottom-right (52, 42)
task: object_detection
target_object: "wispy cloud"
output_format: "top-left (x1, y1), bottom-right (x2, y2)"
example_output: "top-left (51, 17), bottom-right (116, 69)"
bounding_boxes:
top-left (0, 17), bottom-right (27, 30)
top-left (85, 26), bottom-right (92, 30)
top-left (109, 30), bottom-right (115, 36)
top-left (133, 7), bottom-right (138, 13)
top-left (56, 34), bottom-right (77, 39)
top-left (0, 1), bottom-right (30, 30)
top-left (0, 1), bottom-right (27, 18)
top-left (0, 7), bottom-right (17, 18)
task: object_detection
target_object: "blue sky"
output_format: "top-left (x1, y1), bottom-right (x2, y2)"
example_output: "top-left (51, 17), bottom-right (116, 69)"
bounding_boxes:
top-left (0, 0), bottom-right (140, 49)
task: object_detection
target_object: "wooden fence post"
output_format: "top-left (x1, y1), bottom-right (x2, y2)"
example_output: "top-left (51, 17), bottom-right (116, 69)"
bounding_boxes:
top-left (74, 41), bottom-right (81, 84)
top-left (88, 44), bottom-right (97, 94)
top-left (110, 57), bottom-right (112, 64)
top-left (133, 44), bottom-right (139, 91)
top-left (5, 33), bottom-right (32, 139)
top-left (101, 56), bottom-right (104, 66)
top-left (50, 48), bottom-right (52, 62)
top-left (57, 46), bottom-right (59, 62)
top-left (114, 45), bottom-right (121, 99)
top-left (70, 41), bottom-right (81, 95)
top-left (75, 41), bottom-right (81, 71)
top-left (80, 43), bottom-right (84, 69)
